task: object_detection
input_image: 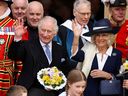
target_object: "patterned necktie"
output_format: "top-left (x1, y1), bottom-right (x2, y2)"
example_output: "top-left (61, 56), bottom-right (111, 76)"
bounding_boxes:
top-left (45, 45), bottom-right (52, 62)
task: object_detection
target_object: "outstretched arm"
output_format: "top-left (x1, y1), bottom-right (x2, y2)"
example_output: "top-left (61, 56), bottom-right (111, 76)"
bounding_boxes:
top-left (72, 19), bottom-right (83, 54)
top-left (71, 19), bottom-right (85, 62)
top-left (14, 18), bottom-right (27, 41)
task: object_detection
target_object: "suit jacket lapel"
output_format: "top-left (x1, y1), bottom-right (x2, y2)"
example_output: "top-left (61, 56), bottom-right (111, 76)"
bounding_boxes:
top-left (29, 39), bottom-right (49, 68)
top-left (102, 50), bottom-right (116, 71)
top-left (103, 56), bottom-right (111, 70)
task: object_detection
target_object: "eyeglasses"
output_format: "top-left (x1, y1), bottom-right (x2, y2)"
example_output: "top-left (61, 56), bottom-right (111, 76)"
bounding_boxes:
top-left (75, 9), bottom-right (91, 16)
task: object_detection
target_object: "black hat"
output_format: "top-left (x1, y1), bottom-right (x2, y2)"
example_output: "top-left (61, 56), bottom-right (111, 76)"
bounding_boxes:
top-left (83, 18), bottom-right (117, 36)
top-left (1, 0), bottom-right (12, 5)
top-left (110, 0), bottom-right (127, 7)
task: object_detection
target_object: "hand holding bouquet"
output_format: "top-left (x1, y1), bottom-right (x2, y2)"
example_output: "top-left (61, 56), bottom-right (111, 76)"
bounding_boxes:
top-left (37, 66), bottom-right (67, 90)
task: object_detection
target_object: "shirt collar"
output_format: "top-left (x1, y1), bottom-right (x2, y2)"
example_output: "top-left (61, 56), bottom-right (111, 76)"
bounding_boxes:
top-left (96, 46), bottom-right (113, 56)
top-left (39, 40), bottom-right (52, 48)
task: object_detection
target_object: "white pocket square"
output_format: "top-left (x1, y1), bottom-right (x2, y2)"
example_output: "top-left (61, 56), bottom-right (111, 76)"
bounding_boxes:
top-left (61, 58), bottom-right (65, 62)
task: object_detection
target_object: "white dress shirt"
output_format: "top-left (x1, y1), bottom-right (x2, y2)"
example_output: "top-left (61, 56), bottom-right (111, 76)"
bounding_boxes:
top-left (96, 46), bottom-right (113, 70)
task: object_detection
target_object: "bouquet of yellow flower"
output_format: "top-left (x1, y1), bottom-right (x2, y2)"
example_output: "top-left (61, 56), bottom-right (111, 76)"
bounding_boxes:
top-left (123, 60), bottom-right (128, 71)
top-left (37, 66), bottom-right (67, 90)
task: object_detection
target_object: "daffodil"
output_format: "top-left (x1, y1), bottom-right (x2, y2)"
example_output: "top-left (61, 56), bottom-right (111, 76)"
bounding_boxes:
top-left (123, 61), bottom-right (128, 71)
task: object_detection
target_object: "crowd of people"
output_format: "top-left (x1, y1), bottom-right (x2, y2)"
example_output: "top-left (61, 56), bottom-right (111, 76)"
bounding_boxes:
top-left (0, 0), bottom-right (128, 96)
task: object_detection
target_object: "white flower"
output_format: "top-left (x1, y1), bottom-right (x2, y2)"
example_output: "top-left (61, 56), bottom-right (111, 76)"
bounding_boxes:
top-left (119, 65), bottom-right (125, 73)
top-left (101, 0), bottom-right (115, 4)
top-left (119, 60), bottom-right (128, 73)
top-left (101, 0), bottom-right (110, 3)
top-left (110, 0), bottom-right (115, 4)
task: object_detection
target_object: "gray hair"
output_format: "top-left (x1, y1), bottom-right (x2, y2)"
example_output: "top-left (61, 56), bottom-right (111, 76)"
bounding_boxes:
top-left (91, 33), bottom-right (115, 46)
top-left (73, 0), bottom-right (91, 10)
top-left (12, 0), bottom-right (28, 4)
top-left (38, 16), bottom-right (58, 32)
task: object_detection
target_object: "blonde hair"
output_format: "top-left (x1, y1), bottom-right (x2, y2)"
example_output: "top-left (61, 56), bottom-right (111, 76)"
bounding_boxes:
top-left (91, 33), bottom-right (115, 46)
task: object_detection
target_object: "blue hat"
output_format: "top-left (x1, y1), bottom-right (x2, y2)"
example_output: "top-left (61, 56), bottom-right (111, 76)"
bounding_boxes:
top-left (110, 0), bottom-right (127, 7)
top-left (84, 18), bottom-right (117, 36)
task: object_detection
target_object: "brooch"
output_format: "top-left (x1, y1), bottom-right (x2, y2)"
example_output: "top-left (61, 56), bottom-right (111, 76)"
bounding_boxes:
top-left (112, 53), bottom-right (117, 56)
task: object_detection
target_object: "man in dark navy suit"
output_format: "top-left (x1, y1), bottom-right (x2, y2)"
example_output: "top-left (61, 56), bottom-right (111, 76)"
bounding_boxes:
top-left (8, 16), bottom-right (70, 96)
